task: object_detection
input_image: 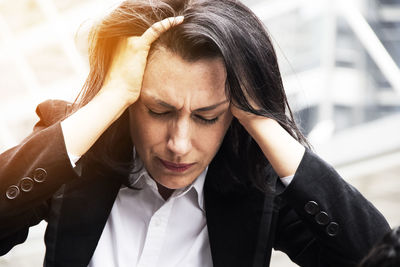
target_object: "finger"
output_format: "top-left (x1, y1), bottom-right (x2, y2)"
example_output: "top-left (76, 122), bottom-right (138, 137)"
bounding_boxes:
top-left (141, 16), bottom-right (184, 44)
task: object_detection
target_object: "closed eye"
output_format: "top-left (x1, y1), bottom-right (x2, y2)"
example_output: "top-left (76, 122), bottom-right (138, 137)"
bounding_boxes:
top-left (148, 109), bottom-right (170, 116)
top-left (147, 108), bottom-right (219, 125)
top-left (194, 115), bottom-right (219, 125)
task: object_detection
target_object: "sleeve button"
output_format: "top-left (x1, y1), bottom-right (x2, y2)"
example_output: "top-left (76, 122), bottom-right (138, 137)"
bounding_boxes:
top-left (33, 168), bottom-right (47, 183)
top-left (6, 185), bottom-right (20, 200)
top-left (304, 201), bottom-right (320, 215)
top-left (20, 177), bottom-right (34, 192)
top-left (326, 222), bottom-right (340, 236)
top-left (315, 211), bottom-right (330, 225)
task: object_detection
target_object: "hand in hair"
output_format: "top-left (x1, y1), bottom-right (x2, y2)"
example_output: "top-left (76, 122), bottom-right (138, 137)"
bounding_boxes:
top-left (101, 16), bottom-right (185, 106)
top-left (61, 16), bottom-right (184, 157)
top-left (230, 100), bottom-right (305, 178)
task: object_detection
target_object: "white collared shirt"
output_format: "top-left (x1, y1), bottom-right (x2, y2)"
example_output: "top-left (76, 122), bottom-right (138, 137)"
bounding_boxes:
top-left (87, 165), bottom-right (213, 267)
top-left (65, 142), bottom-right (293, 267)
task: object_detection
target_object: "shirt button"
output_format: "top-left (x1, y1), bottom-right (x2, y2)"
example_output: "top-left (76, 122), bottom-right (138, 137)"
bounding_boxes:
top-left (20, 177), bottom-right (34, 192)
top-left (304, 201), bottom-right (319, 215)
top-left (33, 168), bottom-right (47, 183)
top-left (6, 185), bottom-right (20, 200)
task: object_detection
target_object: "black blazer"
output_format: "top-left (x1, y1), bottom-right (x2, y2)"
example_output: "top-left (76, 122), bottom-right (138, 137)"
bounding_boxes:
top-left (0, 100), bottom-right (390, 267)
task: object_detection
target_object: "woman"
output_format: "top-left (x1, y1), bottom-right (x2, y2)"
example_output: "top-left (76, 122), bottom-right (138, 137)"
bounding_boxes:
top-left (0, 0), bottom-right (390, 266)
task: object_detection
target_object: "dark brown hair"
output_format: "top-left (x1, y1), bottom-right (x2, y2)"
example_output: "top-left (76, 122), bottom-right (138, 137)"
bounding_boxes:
top-left (359, 227), bottom-right (400, 267)
top-left (75, 0), bottom-right (310, 192)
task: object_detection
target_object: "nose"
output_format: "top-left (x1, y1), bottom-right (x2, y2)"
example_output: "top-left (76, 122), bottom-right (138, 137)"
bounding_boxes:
top-left (166, 117), bottom-right (192, 156)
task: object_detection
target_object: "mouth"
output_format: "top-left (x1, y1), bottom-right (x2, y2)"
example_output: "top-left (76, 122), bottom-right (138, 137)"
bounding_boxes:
top-left (158, 158), bottom-right (195, 173)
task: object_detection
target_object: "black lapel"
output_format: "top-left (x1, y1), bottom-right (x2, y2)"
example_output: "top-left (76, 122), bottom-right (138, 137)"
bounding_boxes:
top-left (43, 109), bottom-right (133, 266)
top-left (44, 164), bottom-right (122, 267)
top-left (204, 160), bottom-right (278, 267)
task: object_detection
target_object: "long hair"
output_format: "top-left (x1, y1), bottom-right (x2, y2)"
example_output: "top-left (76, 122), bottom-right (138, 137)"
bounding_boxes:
top-left (358, 227), bottom-right (400, 267)
top-left (73, 0), bottom-right (310, 192)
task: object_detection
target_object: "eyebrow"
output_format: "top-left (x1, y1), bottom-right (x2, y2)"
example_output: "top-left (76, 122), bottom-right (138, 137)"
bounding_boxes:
top-left (154, 99), bottom-right (229, 112)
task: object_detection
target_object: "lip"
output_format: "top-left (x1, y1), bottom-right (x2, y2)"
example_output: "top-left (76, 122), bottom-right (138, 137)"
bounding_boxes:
top-left (158, 158), bottom-right (195, 173)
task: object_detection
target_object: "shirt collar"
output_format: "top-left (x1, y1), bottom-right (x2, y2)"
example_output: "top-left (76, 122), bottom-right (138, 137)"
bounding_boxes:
top-left (127, 152), bottom-right (207, 212)
top-left (186, 167), bottom-right (207, 212)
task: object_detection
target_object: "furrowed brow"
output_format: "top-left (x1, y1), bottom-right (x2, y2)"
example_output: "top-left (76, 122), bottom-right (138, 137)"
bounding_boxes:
top-left (153, 98), bottom-right (228, 112)
top-left (155, 99), bottom-right (176, 109)
top-left (194, 100), bottom-right (229, 112)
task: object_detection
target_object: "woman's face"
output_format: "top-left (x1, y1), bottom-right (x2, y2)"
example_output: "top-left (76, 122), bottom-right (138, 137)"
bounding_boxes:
top-left (129, 49), bottom-right (232, 189)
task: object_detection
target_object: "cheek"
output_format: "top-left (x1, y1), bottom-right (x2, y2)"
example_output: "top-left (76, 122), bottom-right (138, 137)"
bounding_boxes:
top-left (128, 106), bottom-right (164, 148)
top-left (213, 113), bottom-right (233, 147)
top-left (195, 115), bottom-right (232, 154)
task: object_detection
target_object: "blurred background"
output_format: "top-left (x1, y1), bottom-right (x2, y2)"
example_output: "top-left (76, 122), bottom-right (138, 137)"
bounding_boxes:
top-left (0, 0), bottom-right (399, 266)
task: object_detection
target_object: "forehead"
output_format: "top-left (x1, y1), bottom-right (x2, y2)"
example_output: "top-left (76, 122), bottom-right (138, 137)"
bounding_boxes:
top-left (141, 49), bottom-right (227, 109)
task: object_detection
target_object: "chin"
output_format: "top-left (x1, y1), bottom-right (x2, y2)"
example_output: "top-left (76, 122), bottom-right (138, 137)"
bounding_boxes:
top-left (157, 178), bottom-right (191, 190)
top-left (152, 172), bottom-right (196, 189)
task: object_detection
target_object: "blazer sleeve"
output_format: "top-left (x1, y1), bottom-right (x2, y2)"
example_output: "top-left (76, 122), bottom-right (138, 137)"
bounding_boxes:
top-left (0, 100), bottom-right (80, 255)
top-left (273, 149), bottom-right (390, 266)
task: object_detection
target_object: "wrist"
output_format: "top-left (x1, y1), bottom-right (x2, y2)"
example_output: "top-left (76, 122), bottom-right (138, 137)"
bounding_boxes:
top-left (237, 113), bottom-right (277, 136)
top-left (237, 114), bottom-right (305, 178)
top-left (96, 86), bottom-right (134, 111)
